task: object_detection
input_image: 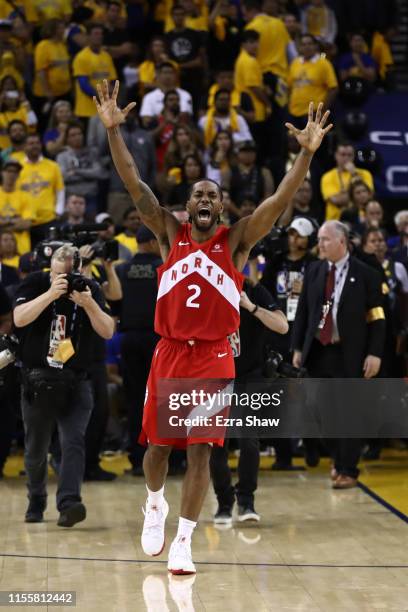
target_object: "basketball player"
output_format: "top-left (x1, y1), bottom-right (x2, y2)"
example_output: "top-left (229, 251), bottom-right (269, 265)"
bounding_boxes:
top-left (94, 80), bottom-right (332, 575)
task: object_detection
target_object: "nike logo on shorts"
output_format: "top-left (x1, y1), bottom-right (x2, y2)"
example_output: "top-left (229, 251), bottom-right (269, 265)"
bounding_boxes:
top-left (217, 352), bottom-right (228, 358)
top-left (178, 241), bottom-right (190, 246)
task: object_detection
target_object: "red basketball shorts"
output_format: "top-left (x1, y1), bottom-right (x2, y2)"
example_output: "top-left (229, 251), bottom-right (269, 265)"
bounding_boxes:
top-left (139, 337), bottom-right (235, 449)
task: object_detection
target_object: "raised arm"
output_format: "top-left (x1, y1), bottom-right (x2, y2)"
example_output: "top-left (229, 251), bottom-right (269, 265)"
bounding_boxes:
top-left (94, 80), bottom-right (179, 251)
top-left (230, 103), bottom-right (332, 268)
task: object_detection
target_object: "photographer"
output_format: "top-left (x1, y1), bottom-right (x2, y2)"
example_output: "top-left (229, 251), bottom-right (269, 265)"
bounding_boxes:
top-left (210, 278), bottom-right (288, 525)
top-left (78, 242), bottom-right (122, 481)
top-left (13, 245), bottom-right (114, 526)
top-left (261, 217), bottom-right (317, 469)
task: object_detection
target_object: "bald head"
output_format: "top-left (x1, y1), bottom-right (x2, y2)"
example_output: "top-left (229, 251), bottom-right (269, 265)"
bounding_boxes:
top-left (318, 221), bottom-right (349, 262)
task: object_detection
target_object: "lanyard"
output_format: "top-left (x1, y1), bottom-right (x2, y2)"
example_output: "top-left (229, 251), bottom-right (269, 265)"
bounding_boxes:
top-left (328, 260), bottom-right (349, 303)
top-left (52, 301), bottom-right (79, 338)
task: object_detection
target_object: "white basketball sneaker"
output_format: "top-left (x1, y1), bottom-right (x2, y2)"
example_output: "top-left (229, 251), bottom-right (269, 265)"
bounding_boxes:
top-left (167, 536), bottom-right (196, 575)
top-left (141, 498), bottom-right (169, 556)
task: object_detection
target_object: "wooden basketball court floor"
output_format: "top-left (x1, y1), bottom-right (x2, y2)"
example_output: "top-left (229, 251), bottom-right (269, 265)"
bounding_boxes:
top-left (1, 450), bottom-right (408, 612)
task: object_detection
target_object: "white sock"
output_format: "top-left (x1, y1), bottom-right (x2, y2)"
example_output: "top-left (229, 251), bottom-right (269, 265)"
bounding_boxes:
top-left (146, 485), bottom-right (164, 507)
top-left (176, 516), bottom-right (196, 544)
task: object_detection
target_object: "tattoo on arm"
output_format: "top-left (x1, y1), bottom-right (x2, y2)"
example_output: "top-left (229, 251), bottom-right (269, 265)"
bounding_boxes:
top-left (135, 182), bottom-right (160, 216)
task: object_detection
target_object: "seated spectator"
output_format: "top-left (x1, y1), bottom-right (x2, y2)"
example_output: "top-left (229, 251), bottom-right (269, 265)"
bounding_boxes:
top-left (222, 139), bottom-right (274, 222)
top-left (17, 133), bottom-right (65, 243)
top-left (278, 178), bottom-right (321, 226)
top-left (140, 61), bottom-right (193, 128)
top-left (95, 212), bottom-right (132, 262)
top-left (32, 19), bottom-right (71, 120)
top-left (199, 88), bottom-right (252, 146)
top-left (0, 119), bottom-right (27, 163)
top-left (288, 34), bottom-right (338, 127)
top-left (0, 159), bottom-right (33, 255)
top-left (205, 69), bottom-right (255, 126)
top-left (153, 90), bottom-right (184, 171)
top-left (73, 23), bottom-right (117, 120)
top-left (300, 0), bottom-right (337, 46)
top-left (320, 142), bottom-right (374, 220)
top-left (43, 100), bottom-right (74, 159)
top-left (107, 107), bottom-right (156, 224)
top-left (167, 154), bottom-right (204, 208)
top-left (115, 207), bottom-right (140, 256)
top-left (138, 36), bottom-right (172, 94)
top-left (338, 33), bottom-right (377, 83)
top-left (390, 211), bottom-right (408, 268)
top-left (0, 19), bottom-right (25, 74)
top-left (160, 122), bottom-right (202, 196)
top-left (103, 0), bottom-right (134, 79)
top-left (57, 122), bottom-right (106, 217)
top-left (0, 50), bottom-right (24, 91)
top-left (365, 200), bottom-right (384, 229)
top-left (340, 179), bottom-right (374, 232)
top-left (0, 75), bottom-right (37, 150)
top-left (0, 229), bottom-right (19, 268)
top-left (205, 129), bottom-right (236, 185)
top-left (165, 3), bottom-right (206, 109)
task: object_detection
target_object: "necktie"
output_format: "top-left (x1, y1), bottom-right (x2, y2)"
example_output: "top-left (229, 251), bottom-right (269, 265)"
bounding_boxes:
top-left (319, 263), bottom-right (335, 345)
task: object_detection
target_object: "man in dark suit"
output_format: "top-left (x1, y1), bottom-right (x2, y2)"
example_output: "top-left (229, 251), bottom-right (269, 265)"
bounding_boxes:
top-left (292, 220), bottom-right (386, 489)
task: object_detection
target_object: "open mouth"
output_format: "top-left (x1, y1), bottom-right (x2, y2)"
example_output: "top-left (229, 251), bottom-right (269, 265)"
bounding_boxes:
top-left (197, 207), bottom-right (211, 222)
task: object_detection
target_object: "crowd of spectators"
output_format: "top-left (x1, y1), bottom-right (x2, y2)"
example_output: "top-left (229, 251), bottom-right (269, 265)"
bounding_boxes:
top-left (0, 0), bottom-right (407, 477)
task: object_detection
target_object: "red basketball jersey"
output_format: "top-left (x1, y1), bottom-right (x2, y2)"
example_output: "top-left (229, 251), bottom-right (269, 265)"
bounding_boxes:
top-left (155, 224), bottom-right (244, 341)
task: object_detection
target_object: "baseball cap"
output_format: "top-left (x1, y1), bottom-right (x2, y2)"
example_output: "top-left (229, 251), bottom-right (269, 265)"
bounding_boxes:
top-left (95, 212), bottom-right (113, 224)
top-left (288, 217), bottom-right (314, 237)
top-left (136, 225), bottom-right (156, 244)
top-left (2, 158), bottom-right (22, 171)
top-left (236, 140), bottom-right (257, 152)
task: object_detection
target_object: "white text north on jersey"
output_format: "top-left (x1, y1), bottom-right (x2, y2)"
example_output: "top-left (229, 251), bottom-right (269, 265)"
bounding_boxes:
top-left (157, 249), bottom-right (241, 311)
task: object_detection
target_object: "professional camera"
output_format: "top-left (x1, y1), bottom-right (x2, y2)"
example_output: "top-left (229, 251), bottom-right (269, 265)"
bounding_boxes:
top-left (0, 334), bottom-right (19, 371)
top-left (34, 224), bottom-right (119, 269)
top-left (66, 272), bottom-right (90, 294)
top-left (250, 227), bottom-right (288, 259)
top-left (263, 349), bottom-right (307, 379)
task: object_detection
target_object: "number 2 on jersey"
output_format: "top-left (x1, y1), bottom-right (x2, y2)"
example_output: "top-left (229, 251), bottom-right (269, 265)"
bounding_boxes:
top-left (186, 284), bottom-right (201, 308)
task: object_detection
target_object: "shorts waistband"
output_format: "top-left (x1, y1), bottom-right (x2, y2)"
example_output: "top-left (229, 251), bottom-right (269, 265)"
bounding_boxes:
top-left (160, 337), bottom-right (230, 349)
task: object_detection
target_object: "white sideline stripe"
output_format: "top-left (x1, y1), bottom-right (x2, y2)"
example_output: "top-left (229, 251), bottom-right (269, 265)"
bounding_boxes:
top-left (157, 249), bottom-right (240, 312)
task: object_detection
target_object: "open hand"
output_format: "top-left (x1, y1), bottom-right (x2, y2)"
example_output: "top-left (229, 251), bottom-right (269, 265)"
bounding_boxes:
top-left (69, 287), bottom-right (93, 308)
top-left (285, 102), bottom-right (333, 154)
top-left (94, 79), bottom-right (136, 129)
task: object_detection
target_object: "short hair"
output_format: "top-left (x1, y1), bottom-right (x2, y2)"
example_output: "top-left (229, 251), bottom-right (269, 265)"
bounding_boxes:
top-left (188, 179), bottom-right (223, 201)
top-left (394, 210), bottom-right (408, 226)
top-left (86, 22), bottom-right (104, 35)
top-left (214, 88), bottom-right (231, 101)
top-left (336, 141), bottom-right (354, 151)
top-left (123, 206), bottom-right (138, 220)
top-left (7, 119), bottom-right (27, 134)
top-left (300, 33), bottom-right (318, 45)
top-left (66, 193), bottom-right (86, 203)
top-left (241, 29), bottom-right (260, 43)
top-left (323, 220), bottom-right (349, 241)
top-left (171, 3), bottom-right (185, 14)
top-left (51, 244), bottom-right (80, 264)
top-left (107, 0), bottom-right (121, 9)
top-left (366, 199), bottom-right (383, 210)
top-left (157, 61), bottom-right (176, 72)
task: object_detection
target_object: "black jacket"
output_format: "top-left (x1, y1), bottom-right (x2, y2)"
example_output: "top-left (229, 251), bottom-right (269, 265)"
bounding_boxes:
top-left (292, 255), bottom-right (386, 376)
